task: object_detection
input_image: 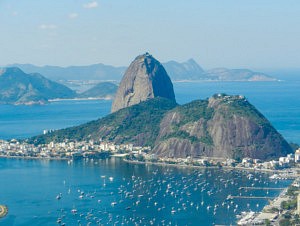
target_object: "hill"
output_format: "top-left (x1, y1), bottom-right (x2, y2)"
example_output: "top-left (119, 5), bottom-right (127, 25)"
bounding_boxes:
top-left (30, 95), bottom-right (292, 161)
top-left (30, 97), bottom-right (178, 147)
top-left (203, 68), bottom-right (277, 81)
top-left (0, 67), bottom-right (76, 104)
top-left (78, 82), bottom-right (118, 99)
top-left (153, 94), bottom-right (290, 160)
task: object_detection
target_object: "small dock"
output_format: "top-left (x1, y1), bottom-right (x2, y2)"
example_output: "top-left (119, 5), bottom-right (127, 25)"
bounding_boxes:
top-left (239, 187), bottom-right (285, 190)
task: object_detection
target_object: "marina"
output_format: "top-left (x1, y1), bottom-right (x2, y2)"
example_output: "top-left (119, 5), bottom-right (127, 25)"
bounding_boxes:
top-left (0, 157), bottom-right (292, 225)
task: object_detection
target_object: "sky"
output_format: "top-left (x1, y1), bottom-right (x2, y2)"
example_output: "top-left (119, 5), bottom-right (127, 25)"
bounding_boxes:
top-left (0, 0), bottom-right (299, 69)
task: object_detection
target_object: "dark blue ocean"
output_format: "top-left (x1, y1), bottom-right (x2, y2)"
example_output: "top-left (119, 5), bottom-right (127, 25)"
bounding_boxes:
top-left (0, 81), bottom-right (299, 225)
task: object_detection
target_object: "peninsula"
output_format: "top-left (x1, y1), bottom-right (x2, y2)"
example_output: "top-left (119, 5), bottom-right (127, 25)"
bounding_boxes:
top-left (30, 53), bottom-right (292, 161)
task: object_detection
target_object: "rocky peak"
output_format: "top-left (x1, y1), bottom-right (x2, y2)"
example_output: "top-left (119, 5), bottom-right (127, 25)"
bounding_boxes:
top-left (111, 53), bottom-right (176, 112)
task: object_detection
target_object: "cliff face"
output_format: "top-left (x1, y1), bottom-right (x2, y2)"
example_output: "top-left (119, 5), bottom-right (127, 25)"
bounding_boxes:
top-left (111, 53), bottom-right (175, 112)
top-left (153, 94), bottom-right (291, 160)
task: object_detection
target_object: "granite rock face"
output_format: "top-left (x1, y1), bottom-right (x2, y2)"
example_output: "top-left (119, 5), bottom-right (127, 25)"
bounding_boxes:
top-left (111, 53), bottom-right (175, 112)
top-left (152, 94), bottom-right (292, 160)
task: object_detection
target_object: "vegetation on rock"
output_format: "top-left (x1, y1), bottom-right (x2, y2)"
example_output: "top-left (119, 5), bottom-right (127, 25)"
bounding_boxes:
top-left (30, 94), bottom-right (292, 161)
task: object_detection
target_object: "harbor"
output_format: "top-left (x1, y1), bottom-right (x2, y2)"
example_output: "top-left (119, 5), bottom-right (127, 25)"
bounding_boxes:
top-left (0, 157), bottom-right (292, 225)
top-left (237, 178), bottom-right (300, 225)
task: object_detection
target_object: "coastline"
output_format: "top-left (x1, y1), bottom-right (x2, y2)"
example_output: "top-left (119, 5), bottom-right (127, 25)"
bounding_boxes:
top-left (237, 180), bottom-right (295, 225)
top-left (0, 155), bottom-right (296, 177)
top-left (0, 155), bottom-right (69, 161)
top-left (48, 97), bottom-right (113, 102)
top-left (123, 159), bottom-right (295, 175)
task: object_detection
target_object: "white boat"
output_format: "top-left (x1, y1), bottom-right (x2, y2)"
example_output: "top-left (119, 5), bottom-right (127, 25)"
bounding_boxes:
top-left (71, 209), bottom-right (77, 214)
top-left (269, 174), bottom-right (279, 179)
top-left (56, 194), bottom-right (62, 200)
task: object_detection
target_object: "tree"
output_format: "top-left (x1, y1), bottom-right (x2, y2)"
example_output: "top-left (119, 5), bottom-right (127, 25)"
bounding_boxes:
top-left (264, 219), bottom-right (271, 226)
top-left (279, 219), bottom-right (291, 226)
top-left (294, 214), bottom-right (300, 224)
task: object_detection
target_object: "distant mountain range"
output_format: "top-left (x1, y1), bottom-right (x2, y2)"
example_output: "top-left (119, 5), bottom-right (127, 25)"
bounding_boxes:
top-left (0, 67), bottom-right (76, 105)
top-left (163, 59), bottom-right (205, 81)
top-left (203, 68), bottom-right (276, 81)
top-left (9, 60), bottom-right (278, 82)
top-left (0, 67), bottom-right (118, 104)
top-left (9, 63), bottom-right (125, 81)
top-left (2, 58), bottom-right (278, 104)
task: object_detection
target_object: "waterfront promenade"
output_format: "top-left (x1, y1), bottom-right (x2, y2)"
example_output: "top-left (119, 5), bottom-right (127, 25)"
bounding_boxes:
top-left (0, 205), bottom-right (8, 218)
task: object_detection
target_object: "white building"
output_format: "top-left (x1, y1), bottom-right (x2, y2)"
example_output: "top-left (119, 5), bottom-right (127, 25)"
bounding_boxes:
top-left (295, 149), bottom-right (300, 163)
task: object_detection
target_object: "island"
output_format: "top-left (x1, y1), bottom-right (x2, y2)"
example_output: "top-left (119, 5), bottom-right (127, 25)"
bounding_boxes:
top-left (0, 205), bottom-right (8, 218)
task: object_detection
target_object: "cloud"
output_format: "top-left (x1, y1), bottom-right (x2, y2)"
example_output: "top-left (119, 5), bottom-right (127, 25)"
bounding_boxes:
top-left (39, 24), bottom-right (57, 30)
top-left (68, 13), bottom-right (78, 19)
top-left (83, 1), bottom-right (98, 9)
top-left (12, 11), bottom-right (18, 16)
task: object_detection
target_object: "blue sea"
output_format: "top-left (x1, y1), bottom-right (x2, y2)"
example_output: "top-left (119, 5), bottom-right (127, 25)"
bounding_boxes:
top-left (0, 81), bottom-right (299, 225)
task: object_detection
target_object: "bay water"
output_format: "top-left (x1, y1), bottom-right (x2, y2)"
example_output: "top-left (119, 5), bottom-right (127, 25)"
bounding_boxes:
top-left (0, 81), bottom-right (299, 225)
top-left (0, 158), bottom-right (291, 225)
